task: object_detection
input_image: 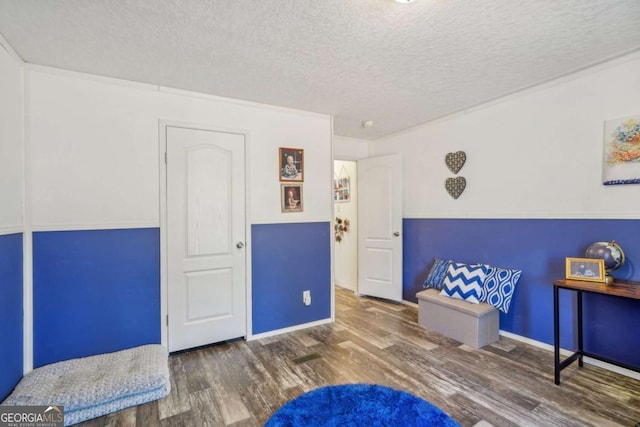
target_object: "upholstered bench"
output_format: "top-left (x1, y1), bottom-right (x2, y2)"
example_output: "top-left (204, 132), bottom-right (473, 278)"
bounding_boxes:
top-left (416, 289), bottom-right (499, 348)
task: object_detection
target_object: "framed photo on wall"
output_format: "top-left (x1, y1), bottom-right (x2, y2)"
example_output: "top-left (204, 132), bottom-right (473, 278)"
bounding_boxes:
top-left (281, 183), bottom-right (303, 213)
top-left (565, 257), bottom-right (605, 282)
top-left (602, 115), bottom-right (640, 185)
top-left (279, 147), bottom-right (304, 182)
top-left (333, 176), bottom-right (350, 202)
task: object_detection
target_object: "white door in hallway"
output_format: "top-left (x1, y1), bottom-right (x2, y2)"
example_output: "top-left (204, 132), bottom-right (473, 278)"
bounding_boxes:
top-left (166, 125), bottom-right (246, 352)
top-left (357, 154), bottom-right (402, 302)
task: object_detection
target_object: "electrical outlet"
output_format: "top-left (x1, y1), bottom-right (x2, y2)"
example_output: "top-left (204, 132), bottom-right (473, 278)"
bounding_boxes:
top-left (303, 290), bottom-right (311, 306)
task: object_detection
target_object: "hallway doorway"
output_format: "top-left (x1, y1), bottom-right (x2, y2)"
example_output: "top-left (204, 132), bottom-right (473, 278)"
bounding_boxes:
top-left (333, 160), bottom-right (358, 291)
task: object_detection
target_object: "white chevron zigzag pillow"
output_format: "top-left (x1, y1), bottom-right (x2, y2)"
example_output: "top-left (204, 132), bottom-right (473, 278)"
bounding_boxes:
top-left (440, 262), bottom-right (488, 304)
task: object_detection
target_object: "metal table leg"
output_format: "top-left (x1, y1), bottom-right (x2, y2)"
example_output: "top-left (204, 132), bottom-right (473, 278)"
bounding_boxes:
top-left (554, 285), bottom-right (560, 385)
top-left (577, 290), bottom-right (584, 367)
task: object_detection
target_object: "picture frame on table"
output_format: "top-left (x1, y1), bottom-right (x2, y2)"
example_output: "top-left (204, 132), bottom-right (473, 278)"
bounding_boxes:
top-left (565, 257), bottom-right (605, 282)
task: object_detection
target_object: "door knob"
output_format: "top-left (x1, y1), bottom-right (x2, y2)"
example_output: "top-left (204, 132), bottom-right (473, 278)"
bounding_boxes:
top-left (236, 242), bottom-right (245, 249)
top-left (393, 232), bottom-right (400, 237)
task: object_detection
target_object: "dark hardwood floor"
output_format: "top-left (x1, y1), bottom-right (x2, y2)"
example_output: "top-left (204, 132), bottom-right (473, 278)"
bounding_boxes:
top-left (81, 286), bottom-right (640, 426)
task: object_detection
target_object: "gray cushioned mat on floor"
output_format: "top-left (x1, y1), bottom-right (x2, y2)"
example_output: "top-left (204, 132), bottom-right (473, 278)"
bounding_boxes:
top-left (1, 344), bottom-right (170, 426)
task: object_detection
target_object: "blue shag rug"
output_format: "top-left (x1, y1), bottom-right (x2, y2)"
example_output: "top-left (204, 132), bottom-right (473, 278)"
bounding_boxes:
top-left (264, 383), bottom-right (461, 427)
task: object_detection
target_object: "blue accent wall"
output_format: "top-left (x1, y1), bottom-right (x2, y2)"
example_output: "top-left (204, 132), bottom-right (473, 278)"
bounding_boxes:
top-left (252, 222), bottom-right (331, 334)
top-left (0, 233), bottom-right (23, 401)
top-left (403, 218), bottom-right (640, 369)
top-left (33, 228), bottom-right (160, 368)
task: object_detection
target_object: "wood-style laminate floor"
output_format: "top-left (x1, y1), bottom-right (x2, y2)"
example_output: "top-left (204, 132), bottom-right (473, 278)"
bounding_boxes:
top-left (81, 287), bottom-right (640, 426)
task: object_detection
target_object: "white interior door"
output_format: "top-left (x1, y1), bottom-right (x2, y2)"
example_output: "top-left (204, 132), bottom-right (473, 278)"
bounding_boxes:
top-left (357, 154), bottom-right (402, 302)
top-left (166, 125), bottom-right (246, 352)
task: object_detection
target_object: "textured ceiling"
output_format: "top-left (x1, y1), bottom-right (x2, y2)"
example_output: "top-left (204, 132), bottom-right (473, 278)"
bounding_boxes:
top-left (1, 0), bottom-right (639, 140)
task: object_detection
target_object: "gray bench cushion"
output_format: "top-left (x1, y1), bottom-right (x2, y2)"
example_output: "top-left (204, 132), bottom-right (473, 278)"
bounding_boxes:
top-left (417, 288), bottom-right (496, 317)
top-left (1, 344), bottom-right (170, 426)
top-left (417, 289), bottom-right (499, 348)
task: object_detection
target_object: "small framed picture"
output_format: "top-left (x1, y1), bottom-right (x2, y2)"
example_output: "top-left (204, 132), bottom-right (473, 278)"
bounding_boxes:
top-left (281, 183), bottom-right (303, 213)
top-left (565, 257), bottom-right (605, 282)
top-left (333, 176), bottom-right (351, 203)
top-left (279, 147), bottom-right (304, 182)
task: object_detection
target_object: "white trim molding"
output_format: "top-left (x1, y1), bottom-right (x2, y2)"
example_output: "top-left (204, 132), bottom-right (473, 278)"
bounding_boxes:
top-left (159, 86), bottom-right (328, 119)
top-left (27, 64), bottom-right (157, 92)
top-left (499, 330), bottom-right (640, 381)
top-left (250, 218), bottom-right (333, 226)
top-left (23, 66), bottom-right (33, 374)
top-left (402, 212), bottom-right (640, 220)
top-left (26, 63), bottom-right (328, 121)
top-left (376, 49), bottom-right (640, 144)
top-left (0, 225), bottom-right (23, 236)
top-left (0, 33), bottom-right (23, 64)
top-left (248, 318), bottom-right (334, 341)
top-left (31, 222), bottom-right (159, 232)
top-left (401, 295), bottom-right (640, 381)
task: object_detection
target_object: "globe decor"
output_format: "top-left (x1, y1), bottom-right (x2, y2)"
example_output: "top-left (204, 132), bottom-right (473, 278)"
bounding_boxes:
top-left (585, 240), bottom-right (626, 285)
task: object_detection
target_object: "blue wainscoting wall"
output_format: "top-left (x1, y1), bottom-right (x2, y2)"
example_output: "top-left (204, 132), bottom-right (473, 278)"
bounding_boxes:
top-left (252, 222), bottom-right (331, 335)
top-left (403, 218), bottom-right (640, 369)
top-left (0, 233), bottom-right (23, 401)
top-left (33, 228), bottom-right (160, 367)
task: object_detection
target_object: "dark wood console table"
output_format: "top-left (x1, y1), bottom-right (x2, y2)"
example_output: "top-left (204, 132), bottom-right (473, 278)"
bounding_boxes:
top-left (552, 278), bottom-right (640, 385)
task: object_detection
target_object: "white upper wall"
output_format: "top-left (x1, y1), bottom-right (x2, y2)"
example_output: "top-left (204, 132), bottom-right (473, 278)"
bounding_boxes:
top-left (27, 67), bottom-right (332, 230)
top-left (0, 42), bottom-right (24, 234)
top-left (333, 135), bottom-right (369, 161)
top-left (372, 52), bottom-right (640, 219)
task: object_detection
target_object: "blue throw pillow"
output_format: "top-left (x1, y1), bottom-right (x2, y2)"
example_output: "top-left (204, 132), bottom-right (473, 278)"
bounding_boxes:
top-left (482, 266), bottom-right (521, 313)
top-left (422, 258), bottom-right (451, 290)
top-left (440, 262), bottom-right (488, 304)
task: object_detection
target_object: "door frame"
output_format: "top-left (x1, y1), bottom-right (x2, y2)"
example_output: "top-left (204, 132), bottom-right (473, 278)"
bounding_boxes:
top-left (159, 120), bottom-right (252, 349)
top-left (331, 159), bottom-right (359, 294)
top-left (331, 154), bottom-right (363, 306)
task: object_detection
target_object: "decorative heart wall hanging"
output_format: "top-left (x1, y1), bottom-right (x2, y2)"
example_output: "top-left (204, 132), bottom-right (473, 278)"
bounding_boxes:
top-left (445, 151), bottom-right (466, 174)
top-left (445, 177), bottom-right (466, 199)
